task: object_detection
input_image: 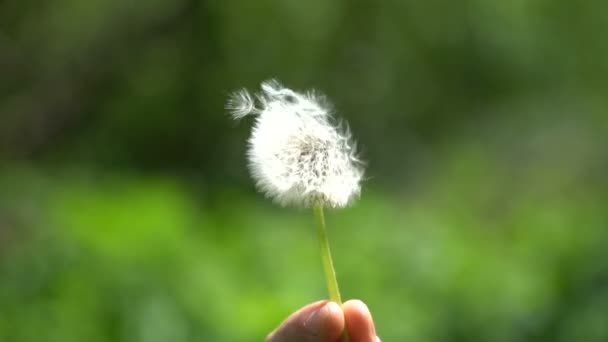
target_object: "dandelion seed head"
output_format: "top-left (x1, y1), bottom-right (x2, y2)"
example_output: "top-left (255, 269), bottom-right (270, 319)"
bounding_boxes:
top-left (228, 80), bottom-right (364, 208)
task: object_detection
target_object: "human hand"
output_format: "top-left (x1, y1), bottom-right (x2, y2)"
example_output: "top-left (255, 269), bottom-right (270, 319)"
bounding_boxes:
top-left (266, 299), bottom-right (380, 342)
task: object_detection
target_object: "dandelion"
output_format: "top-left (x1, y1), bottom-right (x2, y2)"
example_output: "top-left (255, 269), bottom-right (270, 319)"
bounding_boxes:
top-left (228, 80), bottom-right (364, 340)
top-left (228, 80), bottom-right (363, 208)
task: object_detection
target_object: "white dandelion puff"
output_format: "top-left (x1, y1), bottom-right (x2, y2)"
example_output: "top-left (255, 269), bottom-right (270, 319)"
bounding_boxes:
top-left (227, 79), bottom-right (364, 208)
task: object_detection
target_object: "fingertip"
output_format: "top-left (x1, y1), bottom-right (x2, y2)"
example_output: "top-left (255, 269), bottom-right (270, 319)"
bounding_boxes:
top-left (266, 300), bottom-right (344, 342)
top-left (343, 300), bottom-right (376, 342)
top-left (317, 301), bottom-right (345, 341)
top-left (324, 301), bottom-right (344, 322)
top-left (343, 299), bottom-right (371, 317)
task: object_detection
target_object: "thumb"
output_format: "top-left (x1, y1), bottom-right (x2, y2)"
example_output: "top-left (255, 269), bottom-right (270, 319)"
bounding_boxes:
top-left (266, 300), bottom-right (345, 342)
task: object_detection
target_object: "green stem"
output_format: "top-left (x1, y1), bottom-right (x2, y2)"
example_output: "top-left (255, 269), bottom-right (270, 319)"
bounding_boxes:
top-left (313, 203), bottom-right (342, 303)
top-left (313, 203), bottom-right (349, 341)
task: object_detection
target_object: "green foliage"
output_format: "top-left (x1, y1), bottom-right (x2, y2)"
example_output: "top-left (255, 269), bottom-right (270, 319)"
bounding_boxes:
top-left (1, 0), bottom-right (607, 340)
top-left (1, 134), bottom-right (607, 341)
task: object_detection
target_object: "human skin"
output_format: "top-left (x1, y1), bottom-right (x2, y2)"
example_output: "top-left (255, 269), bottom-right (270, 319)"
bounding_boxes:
top-left (266, 299), bottom-right (380, 342)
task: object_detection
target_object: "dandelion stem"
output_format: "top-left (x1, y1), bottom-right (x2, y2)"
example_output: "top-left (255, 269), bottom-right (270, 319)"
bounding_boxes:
top-left (313, 203), bottom-right (349, 341)
top-left (313, 203), bottom-right (342, 304)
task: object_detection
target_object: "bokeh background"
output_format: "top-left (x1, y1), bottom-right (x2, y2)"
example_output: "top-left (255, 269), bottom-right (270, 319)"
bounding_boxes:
top-left (1, 1), bottom-right (608, 341)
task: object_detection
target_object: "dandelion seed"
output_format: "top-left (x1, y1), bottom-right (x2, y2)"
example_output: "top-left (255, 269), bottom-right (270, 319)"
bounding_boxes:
top-left (226, 89), bottom-right (255, 119)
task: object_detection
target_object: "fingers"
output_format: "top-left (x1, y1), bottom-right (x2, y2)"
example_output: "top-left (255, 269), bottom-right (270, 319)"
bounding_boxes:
top-left (343, 300), bottom-right (378, 342)
top-left (266, 300), bottom-right (345, 342)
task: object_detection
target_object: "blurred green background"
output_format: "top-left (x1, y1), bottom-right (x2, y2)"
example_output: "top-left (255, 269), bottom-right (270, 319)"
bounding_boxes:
top-left (1, 0), bottom-right (608, 341)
